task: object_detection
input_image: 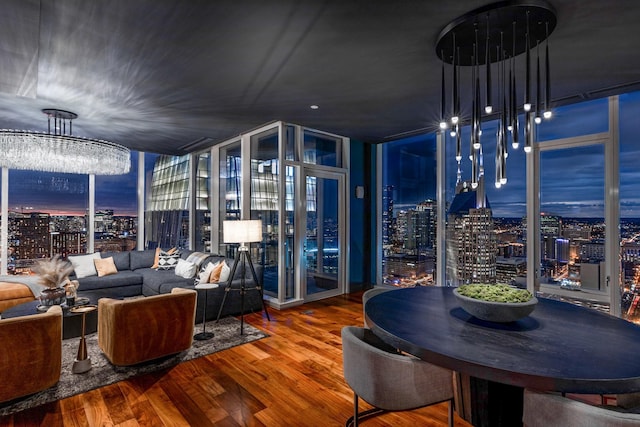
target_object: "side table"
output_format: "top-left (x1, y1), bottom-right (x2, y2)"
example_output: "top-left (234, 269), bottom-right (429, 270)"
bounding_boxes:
top-left (70, 305), bottom-right (97, 374)
top-left (194, 283), bottom-right (219, 340)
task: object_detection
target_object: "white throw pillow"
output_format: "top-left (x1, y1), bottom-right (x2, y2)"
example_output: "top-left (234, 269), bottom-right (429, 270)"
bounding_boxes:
top-left (68, 253), bottom-right (101, 279)
top-left (197, 261), bottom-right (218, 284)
top-left (174, 258), bottom-right (197, 279)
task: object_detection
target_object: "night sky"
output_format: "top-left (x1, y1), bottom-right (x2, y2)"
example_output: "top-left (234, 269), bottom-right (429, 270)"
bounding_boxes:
top-left (386, 91), bottom-right (640, 219)
top-left (5, 91), bottom-right (640, 218)
top-left (6, 152), bottom-right (157, 216)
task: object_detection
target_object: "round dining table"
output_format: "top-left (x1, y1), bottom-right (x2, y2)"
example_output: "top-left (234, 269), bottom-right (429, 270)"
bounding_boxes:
top-left (365, 286), bottom-right (640, 426)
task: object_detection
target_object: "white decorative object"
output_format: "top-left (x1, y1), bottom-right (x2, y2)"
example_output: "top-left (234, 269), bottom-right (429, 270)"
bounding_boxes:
top-left (175, 259), bottom-right (197, 278)
top-left (223, 220), bottom-right (262, 245)
top-left (68, 253), bottom-right (101, 279)
top-left (0, 109), bottom-right (130, 175)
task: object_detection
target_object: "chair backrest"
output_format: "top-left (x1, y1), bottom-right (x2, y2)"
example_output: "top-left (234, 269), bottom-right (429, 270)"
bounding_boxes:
top-left (0, 305), bottom-right (62, 403)
top-left (98, 288), bottom-right (196, 365)
top-left (523, 389), bottom-right (640, 427)
top-left (341, 326), bottom-right (453, 411)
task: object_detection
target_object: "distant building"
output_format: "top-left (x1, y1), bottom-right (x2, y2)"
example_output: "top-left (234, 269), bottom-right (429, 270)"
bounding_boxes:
top-left (12, 212), bottom-right (50, 261)
top-left (446, 179), bottom-right (496, 285)
top-left (382, 185), bottom-right (394, 247)
top-left (581, 239), bottom-right (605, 262)
top-left (496, 257), bottom-right (527, 284)
top-left (540, 213), bottom-right (562, 236)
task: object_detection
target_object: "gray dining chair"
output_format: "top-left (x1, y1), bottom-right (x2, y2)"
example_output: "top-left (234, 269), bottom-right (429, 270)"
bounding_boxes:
top-left (523, 389), bottom-right (640, 427)
top-left (341, 326), bottom-right (455, 426)
top-left (362, 286), bottom-right (394, 327)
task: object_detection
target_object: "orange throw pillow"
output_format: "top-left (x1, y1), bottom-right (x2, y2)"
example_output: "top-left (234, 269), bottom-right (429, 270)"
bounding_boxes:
top-left (94, 257), bottom-right (118, 277)
top-left (208, 261), bottom-right (225, 283)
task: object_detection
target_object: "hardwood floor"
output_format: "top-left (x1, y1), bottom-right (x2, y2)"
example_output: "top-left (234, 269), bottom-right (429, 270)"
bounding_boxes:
top-left (1, 292), bottom-right (472, 426)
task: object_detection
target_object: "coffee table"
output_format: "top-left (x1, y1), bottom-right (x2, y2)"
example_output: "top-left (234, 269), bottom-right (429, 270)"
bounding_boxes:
top-left (1, 299), bottom-right (98, 339)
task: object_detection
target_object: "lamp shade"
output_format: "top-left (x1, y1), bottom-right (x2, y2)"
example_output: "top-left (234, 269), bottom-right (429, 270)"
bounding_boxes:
top-left (223, 220), bottom-right (263, 244)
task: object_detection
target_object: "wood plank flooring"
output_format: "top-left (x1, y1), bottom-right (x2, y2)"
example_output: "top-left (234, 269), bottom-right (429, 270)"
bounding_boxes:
top-left (0, 291), bottom-right (472, 426)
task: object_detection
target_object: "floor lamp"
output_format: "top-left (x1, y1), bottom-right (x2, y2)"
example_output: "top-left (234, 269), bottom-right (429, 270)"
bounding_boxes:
top-left (216, 219), bottom-right (271, 334)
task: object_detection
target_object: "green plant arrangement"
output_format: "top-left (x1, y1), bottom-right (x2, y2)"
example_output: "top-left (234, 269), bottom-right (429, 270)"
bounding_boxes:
top-left (456, 284), bottom-right (533, 303)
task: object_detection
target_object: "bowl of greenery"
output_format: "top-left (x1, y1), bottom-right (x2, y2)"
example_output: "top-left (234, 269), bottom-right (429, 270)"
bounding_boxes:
top-left (453, 284), bottom-right (538, 322)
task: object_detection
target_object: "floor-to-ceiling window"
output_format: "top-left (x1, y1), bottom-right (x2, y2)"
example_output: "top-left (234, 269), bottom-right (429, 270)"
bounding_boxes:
top-left (619, 91), bottom-right (640, 323)
top-left (379, 92), bottom-right (635, 321)
top-left (144, 154), bottom-right (190, 250)
top-left (194, 152), bottom-right (210, 252)
top-left (94, 151), bottom-right (140, 253)
top-left (7, 170), bottom-right (88, 273)
top-left (212, 122), bottom-right (348, 308)
top-left (380, 134), bottom-right (437, 287)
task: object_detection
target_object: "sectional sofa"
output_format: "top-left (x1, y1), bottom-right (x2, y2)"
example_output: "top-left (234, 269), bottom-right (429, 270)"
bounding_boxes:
top-left (69, 249), bottom-right (264, 323)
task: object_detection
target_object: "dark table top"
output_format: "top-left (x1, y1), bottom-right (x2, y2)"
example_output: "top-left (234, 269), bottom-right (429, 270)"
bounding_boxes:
top-left (365, 286), bottom-right (640, 394)
top-left (2, 298), bottom-right (94, 319)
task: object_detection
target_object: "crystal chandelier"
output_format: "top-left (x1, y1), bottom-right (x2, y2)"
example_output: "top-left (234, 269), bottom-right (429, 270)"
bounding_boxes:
top-left (435, 0), bottom-right (556, 188)
top-left (0, 109), bottom-right (130, 175)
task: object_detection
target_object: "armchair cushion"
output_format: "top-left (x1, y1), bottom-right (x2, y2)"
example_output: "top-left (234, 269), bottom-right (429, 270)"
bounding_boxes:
top-left (0, 305), bottom-right (62, 403)
top-left (98, 287), bottom-right (196, 366)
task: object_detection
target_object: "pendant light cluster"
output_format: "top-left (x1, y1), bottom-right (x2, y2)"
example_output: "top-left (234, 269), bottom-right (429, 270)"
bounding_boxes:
top-left (435, 0), bottom-right (556, 189)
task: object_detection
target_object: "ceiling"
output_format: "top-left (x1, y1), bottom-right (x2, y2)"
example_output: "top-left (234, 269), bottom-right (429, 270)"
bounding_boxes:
top-left (1, 0), bottom-right (639, 155)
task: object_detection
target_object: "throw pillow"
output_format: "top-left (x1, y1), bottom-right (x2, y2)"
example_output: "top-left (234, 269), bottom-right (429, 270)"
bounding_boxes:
top-left (151, 247), bottom-right (178, 269)
top-left (195, 261), bottom-right (217, 285)
top-left (150, 247), bottom-right (161, 269)
top-left (94, 257), bottom-right (118, 277)
top-left (175, 258), bottom-right (197, 278)
top-left (68, 253), bottom-right (101, 279)
top-left (209, 261), bottom-right (231, 283)
top-left (157, 250), bottom-right (181, 270)
top-left (218, 260), bottom-right (231, 283)
top-left (208, 260), bottom-right (225, 283)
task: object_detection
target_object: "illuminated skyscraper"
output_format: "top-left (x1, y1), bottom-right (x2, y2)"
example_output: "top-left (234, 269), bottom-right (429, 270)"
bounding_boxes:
top-left (382, 185), bottom-right (394, 247)
top-left (446, 179), bottom-right (496, 285)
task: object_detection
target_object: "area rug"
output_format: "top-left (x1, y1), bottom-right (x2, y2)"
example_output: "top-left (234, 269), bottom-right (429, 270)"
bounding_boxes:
top-left (0, 317), bottom-right (268, 417)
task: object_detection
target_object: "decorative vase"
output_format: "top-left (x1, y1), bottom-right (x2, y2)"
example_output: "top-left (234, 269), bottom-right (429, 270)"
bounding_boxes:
top-left (39, 287), bottom-right (66, 306)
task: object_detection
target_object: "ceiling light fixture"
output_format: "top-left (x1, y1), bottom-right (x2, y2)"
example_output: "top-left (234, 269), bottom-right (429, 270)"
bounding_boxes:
top-left (0, 109), bottom-right (130, 175)
top-left (435, 0), bottom-right (556, 188)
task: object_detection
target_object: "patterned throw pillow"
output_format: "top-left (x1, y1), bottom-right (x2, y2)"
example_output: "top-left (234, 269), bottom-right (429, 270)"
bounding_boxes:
top-left (157, 250), bottom-right (180, 270)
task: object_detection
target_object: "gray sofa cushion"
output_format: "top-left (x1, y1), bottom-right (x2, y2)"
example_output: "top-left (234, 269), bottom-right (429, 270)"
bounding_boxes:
top-left (137, 268), bottom-right (195, 295)
top-left (100, 251), bottom-right (130, 271)
top-left (76, 270), bottom-right (143, 291)
top-left (130, 249), bottom-right (156, 270)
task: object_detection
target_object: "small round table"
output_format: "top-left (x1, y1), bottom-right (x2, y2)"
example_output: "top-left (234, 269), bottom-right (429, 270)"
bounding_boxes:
top-left (194, 283), bottom-right (219, 340)
top-left (70, 305), bottom-right (97, 374)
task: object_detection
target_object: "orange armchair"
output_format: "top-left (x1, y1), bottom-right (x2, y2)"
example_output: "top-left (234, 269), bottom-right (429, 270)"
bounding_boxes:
top-left (98, 288), bottom-right (197, 366)
top-left (0, 305), bottom-right (62, 403)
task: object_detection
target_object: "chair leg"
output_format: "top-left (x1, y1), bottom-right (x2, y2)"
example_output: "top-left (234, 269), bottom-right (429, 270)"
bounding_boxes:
top-left (345, 392), bottom-right (386, 427)
top-left (448, 399), bottom-right (454, 427)
top-left (354, 392), bottom-right (359, 427)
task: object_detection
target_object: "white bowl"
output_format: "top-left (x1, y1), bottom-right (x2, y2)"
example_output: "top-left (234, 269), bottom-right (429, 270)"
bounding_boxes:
top-left (453, 288), bottom-right (538, 323)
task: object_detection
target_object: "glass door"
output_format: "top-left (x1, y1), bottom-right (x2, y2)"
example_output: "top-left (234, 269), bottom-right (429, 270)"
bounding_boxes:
top-left (304, 170), bottom-right (345, 301)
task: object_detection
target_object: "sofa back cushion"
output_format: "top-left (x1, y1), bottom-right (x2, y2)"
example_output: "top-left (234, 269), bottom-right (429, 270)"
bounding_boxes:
top-left (130, 249), bottom-right (156, 270)
top-left (100, 251), bottom-right (130, 271)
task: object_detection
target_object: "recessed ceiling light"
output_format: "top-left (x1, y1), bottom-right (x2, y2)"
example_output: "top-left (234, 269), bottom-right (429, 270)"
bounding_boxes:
top-left (310, 105), bottom-right (319, 110)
